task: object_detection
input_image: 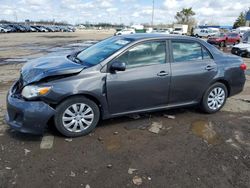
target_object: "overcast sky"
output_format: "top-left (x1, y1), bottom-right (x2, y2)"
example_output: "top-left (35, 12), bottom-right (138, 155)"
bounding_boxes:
top-left (0, 0), bottom-right (250, 25)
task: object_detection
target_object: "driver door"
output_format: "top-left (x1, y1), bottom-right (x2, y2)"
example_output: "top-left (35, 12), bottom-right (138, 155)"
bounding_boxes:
top-left (106, 40), bottom-right (171, 115)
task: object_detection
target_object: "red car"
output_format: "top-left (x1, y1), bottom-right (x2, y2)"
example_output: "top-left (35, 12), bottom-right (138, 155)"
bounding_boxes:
top-left (207, 33), bottom-right (241, 47)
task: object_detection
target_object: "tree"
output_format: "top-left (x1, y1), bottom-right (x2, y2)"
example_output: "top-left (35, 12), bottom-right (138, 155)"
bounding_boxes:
top-left (175, 8), bottom-right (195, 24)
top-left (233, 12), bottom-right (246, 29)
top-left (175, 7), bottom-right (196, 34)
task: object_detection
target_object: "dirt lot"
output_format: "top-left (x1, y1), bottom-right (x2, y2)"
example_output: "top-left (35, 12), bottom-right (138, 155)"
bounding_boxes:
top-left (0, 31), bottom-right (250, 188)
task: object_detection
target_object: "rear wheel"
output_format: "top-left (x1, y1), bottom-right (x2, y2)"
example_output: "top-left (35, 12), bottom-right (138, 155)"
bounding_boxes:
top-left (54, 96), bottom-right (100, 137)
top-left (201, 83), bottom-right (228, 113)
top-left (220, 41), bottom-right (226, 47)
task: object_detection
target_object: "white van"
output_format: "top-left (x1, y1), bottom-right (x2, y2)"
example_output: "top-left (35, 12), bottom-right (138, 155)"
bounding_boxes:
top-left (193, 28), bottom-right (219, 38)
top-left (236, 27), bottom-right (250, 37)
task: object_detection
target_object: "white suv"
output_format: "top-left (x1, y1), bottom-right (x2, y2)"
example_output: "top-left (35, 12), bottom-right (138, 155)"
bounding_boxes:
top-left (115, 28), bottom-right (135, 35)
top-left (194, 29), bottom-right (217, 38)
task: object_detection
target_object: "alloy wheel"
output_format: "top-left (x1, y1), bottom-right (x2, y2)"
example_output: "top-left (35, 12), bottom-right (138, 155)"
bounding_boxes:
top-left (207, 87), bottom-right (225, 110)
top-left (62, 103), bottom-right (94, 133)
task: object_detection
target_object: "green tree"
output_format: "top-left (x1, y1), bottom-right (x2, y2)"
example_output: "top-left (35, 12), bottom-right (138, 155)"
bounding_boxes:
top-left (233, 12), bottom-right (246, 29)
top-left (175, 8), bottom-right (195, 24)
top-left (175, 7), bottom-right (196, 34)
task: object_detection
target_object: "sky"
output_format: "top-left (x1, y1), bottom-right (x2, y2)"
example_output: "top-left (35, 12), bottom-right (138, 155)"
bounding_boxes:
top-left (0, 0), bottom-right (250, 26)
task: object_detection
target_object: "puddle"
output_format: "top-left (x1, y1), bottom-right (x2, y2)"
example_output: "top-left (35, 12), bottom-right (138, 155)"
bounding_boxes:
top-left (191, 120), bottom-right (220, 144)
top-left (104, 136), bottom-right (121, 151)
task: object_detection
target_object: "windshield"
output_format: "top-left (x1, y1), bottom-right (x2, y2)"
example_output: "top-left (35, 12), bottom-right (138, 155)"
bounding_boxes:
top-left (242, 31), bottom-right (250, 43)
top-left (77, 37), bottom-right (133, 66)
top-left (227, 33), bottom-right (238, 37)
top-left (174, 28), bottom-right (182, 31)
top-left (215, 33), bottom-right (225, 37)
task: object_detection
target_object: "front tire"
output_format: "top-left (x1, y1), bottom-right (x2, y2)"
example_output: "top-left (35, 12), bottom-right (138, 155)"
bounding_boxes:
top-left (54, 96), bottom-right (100, 137)
top-left (201, 83), bottom-right (228, 113)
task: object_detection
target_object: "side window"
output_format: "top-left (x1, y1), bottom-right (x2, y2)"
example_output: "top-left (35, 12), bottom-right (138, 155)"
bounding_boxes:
top-left (114, 41), bottom-right (166, 68)
top-left (202, 47), bottom-right (212, 60)
top-left (172, 41), bottom-right (212, 62)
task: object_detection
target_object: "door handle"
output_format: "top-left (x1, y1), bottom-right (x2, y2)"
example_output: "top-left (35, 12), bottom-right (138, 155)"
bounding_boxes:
top-left (157, 71), bottom-right (169, 77)
top-left (205, 65), bottom-right (216, 71)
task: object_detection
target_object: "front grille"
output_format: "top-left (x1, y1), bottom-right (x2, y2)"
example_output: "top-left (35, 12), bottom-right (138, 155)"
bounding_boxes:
top-left (12, 76), bottom-right (23, 94)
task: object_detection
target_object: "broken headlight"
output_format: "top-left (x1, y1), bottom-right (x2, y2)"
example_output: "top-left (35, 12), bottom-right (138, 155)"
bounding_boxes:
top-left (21, 85), bottom-right (51, 99)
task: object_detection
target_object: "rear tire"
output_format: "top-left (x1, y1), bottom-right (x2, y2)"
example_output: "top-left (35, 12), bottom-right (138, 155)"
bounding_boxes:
top-left (54, 96), bottom-right (100, 137)
top-left (200, 83), bottom-right (228, 113)
top-left (220, 41), bottom-right (226, 47)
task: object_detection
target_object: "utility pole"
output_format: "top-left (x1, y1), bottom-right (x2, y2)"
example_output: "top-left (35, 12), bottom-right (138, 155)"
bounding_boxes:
top-left (151, 0), bottom-right (154, 27)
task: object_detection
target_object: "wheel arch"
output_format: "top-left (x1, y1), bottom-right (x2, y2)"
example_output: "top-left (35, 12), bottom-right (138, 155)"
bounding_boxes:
top-left (55, 93), bottom-right (105, 118)
top-left (211, 79), bottom-right (231, 97)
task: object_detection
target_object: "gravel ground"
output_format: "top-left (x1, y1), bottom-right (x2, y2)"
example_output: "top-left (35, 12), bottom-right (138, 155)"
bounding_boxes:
top-left (0, 31), bottom-right (250, 188)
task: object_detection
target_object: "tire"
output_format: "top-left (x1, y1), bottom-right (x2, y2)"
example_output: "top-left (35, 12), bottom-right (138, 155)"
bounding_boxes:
top-left (201, 83), bottom-right (228, 113)
top-left (220, 41), bottom-right (226, 47)
top-left (195, 34), bottom-right (199, 38)
top-left (54, 96), bottom-right (100, 137)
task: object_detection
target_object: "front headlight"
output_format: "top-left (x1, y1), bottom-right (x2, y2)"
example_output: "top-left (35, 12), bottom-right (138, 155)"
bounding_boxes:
top-left (21, 85), bottom-right (52, 99)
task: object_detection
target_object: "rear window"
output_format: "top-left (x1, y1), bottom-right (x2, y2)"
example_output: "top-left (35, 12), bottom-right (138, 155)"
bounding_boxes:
top-left (172, 41), bottom-right (212, 62)
top-left (228, 33), bottom-right (238, 37)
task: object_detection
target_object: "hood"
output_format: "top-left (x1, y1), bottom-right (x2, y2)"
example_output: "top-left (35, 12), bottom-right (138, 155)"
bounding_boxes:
top-left (234, 43), bottom-right (250, 49)
top-left (21, 56), bottom-right (85, 85)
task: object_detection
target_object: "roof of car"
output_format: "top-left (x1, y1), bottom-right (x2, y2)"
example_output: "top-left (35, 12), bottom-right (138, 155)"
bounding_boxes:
top-left (121, 33), bottom-right (194, 40)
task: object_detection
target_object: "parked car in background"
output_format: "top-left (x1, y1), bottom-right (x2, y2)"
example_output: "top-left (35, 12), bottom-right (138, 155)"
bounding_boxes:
top-left (0, 26), bottom-right (5, 32)
top-left (0, 25), bottom-right (11, 32)
top-left (172, 24), bottom-right (188, 35)
top-left (36, 26), bottom-right (49, 32)
top-left (207, 33), bottom-right (241, 47)
top-left (115, 28), bottom-right (135, 35)
top-left (232, 31), bottom-right (250, 57)
top-left (7, 24), bottom-right (25, 32)
top-left (0, 23), bottom-right (75, 33)
top-left (236, 26), bottom-right (250, 37)
top-left (5, 34), bottom-right (246, 137)
top-left (2, 24), bottom-right (17, 32)
top-left (21, 25), bottom-right (33, 32)
top-left (151, 29), bottom-right (170, 34)
top-left (194, 28), bottom-right (219, 38)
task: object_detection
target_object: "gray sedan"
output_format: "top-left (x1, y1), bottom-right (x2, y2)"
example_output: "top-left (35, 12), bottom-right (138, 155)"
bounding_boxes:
top-left (6, 34), bottom-right (247, 137)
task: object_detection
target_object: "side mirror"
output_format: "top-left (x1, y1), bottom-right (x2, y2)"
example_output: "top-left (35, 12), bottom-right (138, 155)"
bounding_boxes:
top-left (110, 61), bottom-right (126, 72)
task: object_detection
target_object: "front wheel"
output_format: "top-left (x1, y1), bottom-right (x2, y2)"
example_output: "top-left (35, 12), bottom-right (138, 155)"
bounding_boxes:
top-left (201, 83), bottom-right (228, 113)
top-left (54, 96), bottom-right (100, 137)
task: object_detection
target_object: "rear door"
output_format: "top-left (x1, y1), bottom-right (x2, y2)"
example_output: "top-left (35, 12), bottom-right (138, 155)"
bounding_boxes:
top-left (169, 39), bottom-right (217, 105)
top-left (106, 40), bottom-right (171, 115)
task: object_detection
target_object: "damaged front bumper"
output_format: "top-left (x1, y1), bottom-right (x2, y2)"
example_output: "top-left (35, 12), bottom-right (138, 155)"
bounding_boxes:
top-left (5, 82), bottom-right (55, 135)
